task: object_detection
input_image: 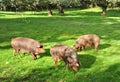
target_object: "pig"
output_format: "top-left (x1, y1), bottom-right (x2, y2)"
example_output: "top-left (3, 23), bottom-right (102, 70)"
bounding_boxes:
top-left (50, 44), bottom-right (81, 71)
top-left (11, 37), bottom-right (45, 60)
top-left (74, 34), bottom-right (100, 51)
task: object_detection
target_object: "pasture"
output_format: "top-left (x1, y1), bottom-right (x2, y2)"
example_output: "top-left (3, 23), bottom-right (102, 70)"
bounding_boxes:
top-left (0, 8), bottom-right (120, 82)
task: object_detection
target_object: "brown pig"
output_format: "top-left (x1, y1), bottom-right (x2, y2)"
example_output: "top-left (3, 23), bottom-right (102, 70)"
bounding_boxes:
top-left (11, 37), bottom-right (45, 60)
top-left (74, 34), bottom-right (100, 51)
top-left (50, 44), bottom-right (81, 71)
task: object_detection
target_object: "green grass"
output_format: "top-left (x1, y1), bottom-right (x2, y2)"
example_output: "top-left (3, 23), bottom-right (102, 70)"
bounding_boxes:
top-left (0, 8), bottom-right (120, 82)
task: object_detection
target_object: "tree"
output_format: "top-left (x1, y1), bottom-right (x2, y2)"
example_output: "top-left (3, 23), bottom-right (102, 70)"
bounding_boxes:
top-left (96, 0), bottom-right (108, 16)
top-left (57, 0), bottom-right (64, 15)
top-left (37, 0), bottom-right (52, 16)
top-left (94, 0), bottom-right (120, 16)
top-left (0, 0), bottom-right (120, 17)
top-left (47, 3), bottom-right (53, 16)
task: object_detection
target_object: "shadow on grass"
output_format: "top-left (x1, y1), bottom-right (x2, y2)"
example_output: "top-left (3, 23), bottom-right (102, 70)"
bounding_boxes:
top-left (0, 45), bottom-right (11, 49)
top-left (78, 54), bottom-right (96, 68)
top-left (99, 44), bottom-right (111, 50)
top-left (1, 63), bottom-right (120, 82)
top-left (73, 63), bottom-right (120, 82)
top-left (0, 66), bottom-right (73, 82)
top-left (18, 68), bottom-right (53, 82)
top-left (0, 15), bottom-right (120, 44)
top-left (89, 63), bottom-right (120, 81)
top-left (65, 11), bottom-right (101, 17)
top-left (41, 48), bottom-right (50, 57)
top-left (107, 9), bottom-right (120, 17)
top-left (0, 35), bottom-right (15, 44)
top-left (66, 9), bottom-right (120, 17)
top-left (36, 48), bottom-right (51, 60)
top-left (0, 54), bottom-right (96, 82)
top-left (0, 67), bottom-right (54, 82)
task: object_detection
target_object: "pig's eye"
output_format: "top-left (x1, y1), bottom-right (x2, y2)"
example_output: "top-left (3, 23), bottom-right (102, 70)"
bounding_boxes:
top-left (39, 45), bottom-right (43, 48)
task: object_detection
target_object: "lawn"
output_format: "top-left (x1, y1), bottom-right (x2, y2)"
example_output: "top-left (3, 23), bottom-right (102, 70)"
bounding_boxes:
top-left (0, 8), bottom-right (120, 82)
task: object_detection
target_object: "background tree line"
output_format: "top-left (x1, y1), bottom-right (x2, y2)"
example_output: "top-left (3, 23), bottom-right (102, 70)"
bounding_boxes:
top-left (0, 0), bottom-right (120, 16)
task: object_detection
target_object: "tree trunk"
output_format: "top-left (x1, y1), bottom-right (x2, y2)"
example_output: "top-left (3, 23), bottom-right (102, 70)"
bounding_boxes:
top-left (48, 10), bottom-right (53, 16)
top-left (101, 5), bottom-right (107, 16)
top-left (57, 4), bottom-right (64, 15)
top-left (96, 0), bottom-right (108, 16)
top-left (47, 4), bottom-right (53, 16)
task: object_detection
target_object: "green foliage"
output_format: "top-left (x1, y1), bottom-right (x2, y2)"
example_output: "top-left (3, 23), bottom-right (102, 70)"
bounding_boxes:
top-left (0, 0), bottom-right (120, 11)
top-left (0, 8), bottom-right (120, 82)
top-left (94, 0), bottom-right (120, 7)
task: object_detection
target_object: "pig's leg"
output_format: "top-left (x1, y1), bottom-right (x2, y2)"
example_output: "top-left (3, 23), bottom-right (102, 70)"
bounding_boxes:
top-left (94, 43), bottom-right (99, 52)
top-left (17, 49), bottom-right (21, 58)
top-left (81, 46), bottom-right (85, 51)
top-left (31, 53), bottom-right (36, 60)
top-left (13, 49), bottom-right (16, 56)
top-left (65, 62), bottom-right (69, 69)
top-left (54, 57), bottom-right (59, 66)
top-left (14, 49), bottom-right (21, 58)
top-left (34, 54), bottom-right (37, 59)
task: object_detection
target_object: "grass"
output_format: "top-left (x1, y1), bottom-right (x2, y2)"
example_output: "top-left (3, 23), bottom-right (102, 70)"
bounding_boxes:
top-left (0, 8), bottom-right (120, 82)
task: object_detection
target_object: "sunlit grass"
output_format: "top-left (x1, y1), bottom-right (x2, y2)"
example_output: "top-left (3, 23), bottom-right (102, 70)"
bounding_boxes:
top-left (0, 8), bottom-right (120, 82)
